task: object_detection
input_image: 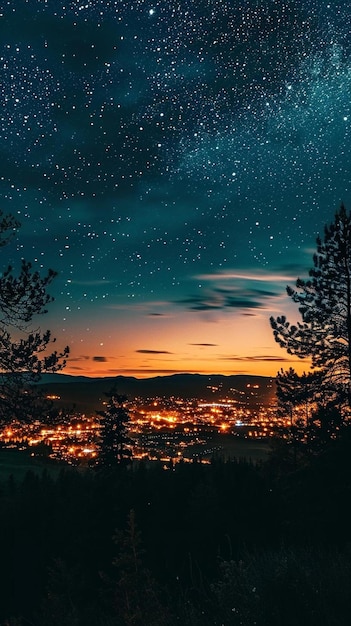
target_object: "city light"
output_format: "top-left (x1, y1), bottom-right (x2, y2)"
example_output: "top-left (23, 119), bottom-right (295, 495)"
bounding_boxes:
top-left (0, 392), bottom-right (289, 465)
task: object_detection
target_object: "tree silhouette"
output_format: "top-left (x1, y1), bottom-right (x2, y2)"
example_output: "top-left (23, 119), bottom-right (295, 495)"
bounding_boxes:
top-left (109, 509), bottom-right (172, 625)
top-left (0, 210), bottom-right (69, 424)
top-left (274, 368), bottom-right (328, 465)
top-left (276, 368), bottom-right (321, 425)
top-left (270, 204), bottom-right (351, 408)
top-left (96, 388), bottom-right (133, 467)
top-left (276, 367), bottom-right (302, 425)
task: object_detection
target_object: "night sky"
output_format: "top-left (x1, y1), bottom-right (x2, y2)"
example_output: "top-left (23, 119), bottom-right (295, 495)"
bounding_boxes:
top-left (1, 0), bottom-right (351, 378)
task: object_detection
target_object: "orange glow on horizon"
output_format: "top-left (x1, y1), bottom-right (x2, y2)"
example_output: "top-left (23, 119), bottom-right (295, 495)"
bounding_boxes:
top-left (51, 300), bottom-right (312, 380)
top-left (62, 352), bottom-right (311, 380)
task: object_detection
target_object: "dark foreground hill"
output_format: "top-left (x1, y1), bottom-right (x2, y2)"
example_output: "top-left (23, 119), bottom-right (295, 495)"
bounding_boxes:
top-left (1, 442), bottom-right (351, 626)
top-left (37, 372), bottom-right (276, 412)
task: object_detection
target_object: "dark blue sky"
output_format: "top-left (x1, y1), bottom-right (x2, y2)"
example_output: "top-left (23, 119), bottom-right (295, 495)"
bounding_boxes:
top-left (1, 0), bottom-right (351, 377)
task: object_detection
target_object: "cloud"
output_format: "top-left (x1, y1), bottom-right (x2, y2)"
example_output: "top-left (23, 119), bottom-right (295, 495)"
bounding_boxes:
top-left (221, 355), bottom-right (296, 363)
top-left (195, 270), bottom-right (297, 283)
top-left (177, 295), bottom-right (223, 311)
top-left (93, 356), bottom-right (108, 362)
top-left (177, 286), bottom-right (278, 312)
top-left (136, 349), bottom-right (173, 354)
top-left (189, 343), bottom-right (218, 347)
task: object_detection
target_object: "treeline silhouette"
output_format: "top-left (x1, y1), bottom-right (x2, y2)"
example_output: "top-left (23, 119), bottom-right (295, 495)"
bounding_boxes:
top-left (1, 440), bottom-right (351, 625)
top-left (2, 199), bottom-right (351, 623)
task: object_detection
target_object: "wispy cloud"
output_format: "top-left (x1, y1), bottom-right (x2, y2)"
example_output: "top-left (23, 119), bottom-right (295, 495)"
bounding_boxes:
top-left (136, 349), bottom-right (173, 354)
top-left (221, 354), bottom-right (298, 363)
top-left (177, 286), bottom-right (278, 312)
top-left (189, 343), bottom-right (218, 347)
top-left (194, 269), bottom-right (298, 283)
top-left (93, 356), bottom-right (108, 362)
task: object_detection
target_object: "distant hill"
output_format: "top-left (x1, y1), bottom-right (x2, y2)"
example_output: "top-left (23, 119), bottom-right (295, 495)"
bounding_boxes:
top-left (37, 373), bottom-right (277, 413)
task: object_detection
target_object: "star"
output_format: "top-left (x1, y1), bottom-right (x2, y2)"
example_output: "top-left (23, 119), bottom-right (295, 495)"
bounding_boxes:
top-left (1, 0), bottom-right (350, 378)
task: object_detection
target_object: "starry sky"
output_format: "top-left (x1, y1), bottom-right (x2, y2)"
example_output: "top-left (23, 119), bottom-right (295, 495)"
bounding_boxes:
top-left (1, 0), bottom-right (351, 379)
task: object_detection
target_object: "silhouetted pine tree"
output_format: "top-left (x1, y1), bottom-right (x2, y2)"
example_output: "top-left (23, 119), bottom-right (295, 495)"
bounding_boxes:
top-left (108, 509), bottom-right (174, 626)
top-left (0, 210), bottom-right (69, 425)
top-left (271, 204), bottom-right (351, 410)
top-left (276, 368), bottom-right (321, 425)
top-left (273, 368), bottom-right (326, 467)
top-left (96, 389), bottom-right (133, 467)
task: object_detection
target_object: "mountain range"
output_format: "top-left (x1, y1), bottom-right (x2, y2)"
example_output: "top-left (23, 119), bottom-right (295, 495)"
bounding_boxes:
top-left (37, 373), bottom-right (277, 412)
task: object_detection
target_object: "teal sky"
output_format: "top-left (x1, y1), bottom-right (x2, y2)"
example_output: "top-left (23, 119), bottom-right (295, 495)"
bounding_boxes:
top-left (1, 0), bottom-right (351, 377)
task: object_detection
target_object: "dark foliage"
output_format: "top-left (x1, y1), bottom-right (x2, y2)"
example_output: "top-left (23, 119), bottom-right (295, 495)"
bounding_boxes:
top-left (96, 389), bottom-right (133, 467)
top-left (270, 206), bottom-right (351, 465)
top-left (271, 204), bottom-right (351, 407)
top-left (1, 446), bottom-right (350, 625)
top-left (207, 545), bottom-right (351, 626)
top-left (275, 367), bottom-right (321, 424)
top-left (0, 210), bottom-right (69, 425)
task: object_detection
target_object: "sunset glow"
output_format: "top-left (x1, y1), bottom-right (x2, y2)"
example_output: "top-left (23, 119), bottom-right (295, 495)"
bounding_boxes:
top-left (1, 1), bottom-right (349, 380)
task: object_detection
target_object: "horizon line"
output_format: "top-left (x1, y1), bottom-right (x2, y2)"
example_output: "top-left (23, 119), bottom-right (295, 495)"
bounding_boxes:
top-left (40, 371), bottom-right (277, 380)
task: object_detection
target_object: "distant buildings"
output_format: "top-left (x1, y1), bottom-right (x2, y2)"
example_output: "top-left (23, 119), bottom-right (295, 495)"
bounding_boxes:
top-left (0, 391), bottom-right (286, 464)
